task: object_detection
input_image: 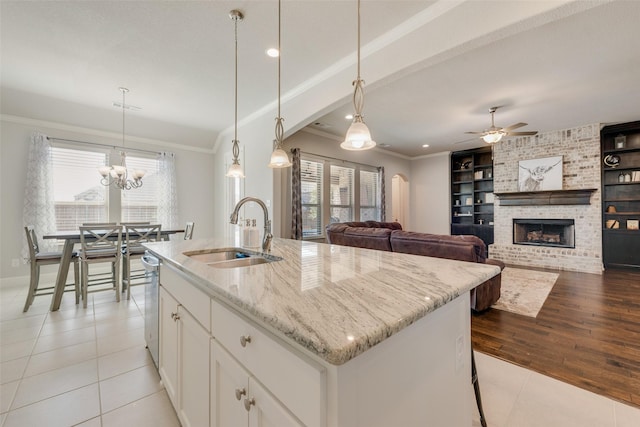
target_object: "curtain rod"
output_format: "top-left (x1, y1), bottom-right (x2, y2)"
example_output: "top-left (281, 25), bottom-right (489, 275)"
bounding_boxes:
top-left (47, 137), bottom-right (166, 156)
top-left (298, 149), bottom-right (380, 169)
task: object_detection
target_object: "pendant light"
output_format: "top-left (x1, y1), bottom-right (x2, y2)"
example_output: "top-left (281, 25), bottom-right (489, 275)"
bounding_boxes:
top-left (226, 9), bottom-right (245, 178)
top-left (98, 87), bottom-right (145, 190)
top-left (268, 0), bottom-right (292, 168)
top-left (341, 0), bottom-right (376, 151)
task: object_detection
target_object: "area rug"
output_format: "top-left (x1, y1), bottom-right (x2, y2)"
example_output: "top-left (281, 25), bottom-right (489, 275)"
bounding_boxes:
top-left (491, 267), bottom-right (559, 317)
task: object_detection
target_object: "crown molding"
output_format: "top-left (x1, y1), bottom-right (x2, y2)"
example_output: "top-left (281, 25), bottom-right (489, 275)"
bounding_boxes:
top-left (1, 114), bottom-right (214, 154)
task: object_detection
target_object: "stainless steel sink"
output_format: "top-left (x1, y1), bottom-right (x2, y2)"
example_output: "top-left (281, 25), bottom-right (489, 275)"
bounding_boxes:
top-left (183, 247), bottom-right (282, 268)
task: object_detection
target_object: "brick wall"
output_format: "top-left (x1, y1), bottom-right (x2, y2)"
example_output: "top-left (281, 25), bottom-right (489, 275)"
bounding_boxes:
top-left (489, 123), bottom-right (603, 274)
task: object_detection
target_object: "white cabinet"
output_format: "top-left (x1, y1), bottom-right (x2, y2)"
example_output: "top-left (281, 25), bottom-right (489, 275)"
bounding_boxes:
top-left (211, 340), bottom-right (303, 427)
top-left (159, 287), bottom-right (179, 405)
top-left (211, 300), bottom-right (325, 427)
top-left (159, 282), bottom-right (210, 427)
top-left (178, 306), bottom-right (210, 427)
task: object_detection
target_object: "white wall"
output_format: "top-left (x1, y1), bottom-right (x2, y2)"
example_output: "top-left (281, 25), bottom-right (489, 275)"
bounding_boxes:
top-left (0, 117), bottom-right (216, 280)
top-left (277, 129), bottom-right (412, 237)
top-left (409, 152), bottom-right (451, 234)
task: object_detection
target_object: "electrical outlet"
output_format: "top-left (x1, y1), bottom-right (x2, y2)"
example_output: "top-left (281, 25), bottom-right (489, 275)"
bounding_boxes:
top-left (11, 258), bottom-right (20, 268)
top-left (455, 335), bottom-right (464, 372)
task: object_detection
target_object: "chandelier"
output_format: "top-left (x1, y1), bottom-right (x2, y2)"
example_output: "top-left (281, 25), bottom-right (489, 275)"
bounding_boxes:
top-left (268, 0), bottom-right (291, 168)
top-left (341, 0), bottom-right (376, 151)
top-left (226, 10), bottom-right (245, 178)
top-left (98, 87), bottom-right (145, 190)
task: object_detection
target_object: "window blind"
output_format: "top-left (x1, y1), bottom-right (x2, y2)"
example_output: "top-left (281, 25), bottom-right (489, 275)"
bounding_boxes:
top-left (301, 159), bottom-right (323, 237)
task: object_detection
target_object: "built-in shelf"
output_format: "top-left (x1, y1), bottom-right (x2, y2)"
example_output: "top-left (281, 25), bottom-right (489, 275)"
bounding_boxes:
top-left (494, 189), bottom-right (597, 206)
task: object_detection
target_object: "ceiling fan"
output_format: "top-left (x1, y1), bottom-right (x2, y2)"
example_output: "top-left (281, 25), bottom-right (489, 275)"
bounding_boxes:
top-left (465, 106), bottom-right (538, 143)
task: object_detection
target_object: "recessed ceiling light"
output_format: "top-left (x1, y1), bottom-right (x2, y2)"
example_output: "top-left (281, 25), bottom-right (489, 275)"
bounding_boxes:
top-left (345, 114), bottom-right (354, 120)
top-left (266, 48), bottom-right (279, 57)
top-left (422, 144), bottom-right (430, 148)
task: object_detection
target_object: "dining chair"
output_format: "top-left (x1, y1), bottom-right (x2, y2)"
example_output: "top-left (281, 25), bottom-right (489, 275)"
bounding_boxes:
top-left (122, 224), bottom-right (162, 300)
top-left (78, 225), bottom-right (122, 308)
top-left (23, 226), bottom-right (80, 312)
top-left (184, 221), bottom-right (195, 240)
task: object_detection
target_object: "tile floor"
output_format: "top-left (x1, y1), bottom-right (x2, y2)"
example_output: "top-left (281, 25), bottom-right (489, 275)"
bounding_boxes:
top-left (1, 278), bottom-right (639, 427)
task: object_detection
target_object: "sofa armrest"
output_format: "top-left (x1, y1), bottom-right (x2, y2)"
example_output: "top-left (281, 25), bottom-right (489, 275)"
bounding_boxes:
top-left (485, 258), bottom-right (506, 271)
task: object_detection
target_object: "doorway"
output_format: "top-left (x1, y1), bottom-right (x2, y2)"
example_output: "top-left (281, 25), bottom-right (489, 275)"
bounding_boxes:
top-left (391, 174), bottom-right (409, 228)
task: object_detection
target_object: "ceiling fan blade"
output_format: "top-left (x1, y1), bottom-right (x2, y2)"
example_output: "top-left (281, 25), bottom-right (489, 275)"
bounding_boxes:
top-left (507, 131), bottom-right (538, 136)
top-left (502, 122), bottom-right (527, 131)
top-left (464, 131), bottom-right (485, 135)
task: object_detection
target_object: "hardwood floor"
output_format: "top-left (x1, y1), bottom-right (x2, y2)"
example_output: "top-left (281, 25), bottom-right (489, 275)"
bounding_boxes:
top-left (472, 266), bottom-right (640, 409)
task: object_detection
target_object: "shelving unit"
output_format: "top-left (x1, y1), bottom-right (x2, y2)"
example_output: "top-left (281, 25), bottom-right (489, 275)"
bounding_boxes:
top-left (451, 146), bottom-right (494, 247)
top-left (601, 120), bottom-right (640, 269)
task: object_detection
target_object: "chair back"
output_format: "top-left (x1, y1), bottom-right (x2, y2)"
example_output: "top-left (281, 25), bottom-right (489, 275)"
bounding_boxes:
top-left (125, 224), bottom-right (162, 251)
top-left (184, 222), bottom-right (195, 240)
top-left (24, 226), bottom-right (39, 260)
top-left (79, 225), bottom-right (122, 259)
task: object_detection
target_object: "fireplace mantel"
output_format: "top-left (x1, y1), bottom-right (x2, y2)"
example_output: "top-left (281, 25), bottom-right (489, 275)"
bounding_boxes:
top-left (495, 189), bottom-right (597, 206)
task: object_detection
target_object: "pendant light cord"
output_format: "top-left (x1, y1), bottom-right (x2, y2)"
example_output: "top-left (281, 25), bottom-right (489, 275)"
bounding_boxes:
top-left (274, 0), bottom-right (284, 146)
top-left (352, 0), bottom-right (364, 120)
top-left (357, 0), bottom-right (361, 81)
top-left (234, 15), bottom-right (239, 143)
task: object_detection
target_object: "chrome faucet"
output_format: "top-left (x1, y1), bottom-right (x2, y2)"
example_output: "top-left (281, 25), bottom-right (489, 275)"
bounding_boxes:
top-left (230, 197), bottom-right (273, 252)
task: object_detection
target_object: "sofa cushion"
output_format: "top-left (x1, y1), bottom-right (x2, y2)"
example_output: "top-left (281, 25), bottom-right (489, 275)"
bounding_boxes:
top-left (390, 231), bottom-right (479, 263)
top-left (343, 227), bottom-right (393, 251)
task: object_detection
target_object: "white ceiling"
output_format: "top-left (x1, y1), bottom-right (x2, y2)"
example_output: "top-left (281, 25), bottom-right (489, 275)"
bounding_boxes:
top-left (2, 1), bottom-right (639, 157)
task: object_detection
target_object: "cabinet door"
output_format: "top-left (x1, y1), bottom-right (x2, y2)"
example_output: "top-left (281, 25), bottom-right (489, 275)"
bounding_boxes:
top-left (248, 378), bottom-right (304, 427)
top-left (179, 308), bottom-right (210, 427)
top-left (159, 287), bottom-right (179, 406)
top-left (211, 341), bottom-right (249, 427)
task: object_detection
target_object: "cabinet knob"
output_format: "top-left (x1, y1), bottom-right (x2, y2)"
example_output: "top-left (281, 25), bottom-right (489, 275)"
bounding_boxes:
top-left (170, 312), bottom-right (180, 321)
top-left (244, 397), bottom-right (255, 411)
top-left (235, 388), bottom-right (246, 401)
top-left (240, 335), bottom-right (252, 347)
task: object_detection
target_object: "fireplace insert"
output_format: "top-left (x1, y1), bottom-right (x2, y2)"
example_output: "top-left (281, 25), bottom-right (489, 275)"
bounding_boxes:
top-left (513, 219), bottom-right (575, 248)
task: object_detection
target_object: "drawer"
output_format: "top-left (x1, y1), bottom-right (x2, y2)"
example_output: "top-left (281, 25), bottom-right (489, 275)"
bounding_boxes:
top-left (212, 300), bottom-right (325, 427)
top-left (161, 264), bottom-right (210, 333)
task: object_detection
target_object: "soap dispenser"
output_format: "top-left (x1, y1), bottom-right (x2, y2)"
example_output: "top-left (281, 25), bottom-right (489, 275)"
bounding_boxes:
top-left (243, 219), bottom-right (251, 247)
top-left (249, 219), bottom-right (260, 248)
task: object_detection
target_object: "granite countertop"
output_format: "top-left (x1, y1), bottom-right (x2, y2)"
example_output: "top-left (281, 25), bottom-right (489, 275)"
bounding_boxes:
top-left (144, 237), bottom-right (500, 365)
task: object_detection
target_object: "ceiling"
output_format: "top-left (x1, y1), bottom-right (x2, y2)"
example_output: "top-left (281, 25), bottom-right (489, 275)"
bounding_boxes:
top-left (2, 1), bottom-right (639, 158)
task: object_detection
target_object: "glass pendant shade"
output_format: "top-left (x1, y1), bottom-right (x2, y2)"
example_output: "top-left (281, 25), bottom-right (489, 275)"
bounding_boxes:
top-left (226, 162), bottom-right (245, 178)
top-left (482, 132), bottom-right (504, 144)
top-left (341, 119), bottom-right (376, 150)
top-left (268, 144), bottom-right (291, 168)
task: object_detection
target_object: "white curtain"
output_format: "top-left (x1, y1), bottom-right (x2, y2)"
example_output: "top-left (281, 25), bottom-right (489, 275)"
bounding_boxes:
top-left (22, 132), bottom-right (57, 258)
top-left (157, 152), bottom-right (178, 229)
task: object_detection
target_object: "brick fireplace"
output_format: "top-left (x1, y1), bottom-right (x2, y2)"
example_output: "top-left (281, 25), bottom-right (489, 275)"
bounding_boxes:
top-left (488, 124), bottom-right (603, 274)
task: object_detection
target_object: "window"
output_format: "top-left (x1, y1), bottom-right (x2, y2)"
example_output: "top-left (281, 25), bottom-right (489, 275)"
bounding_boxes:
top-left (330, 165), bottom-right (354, 223)
top-left (359, 169), bottom-right (380, 222)
top-left (51, 146), bottom-right (109, 232)
top-left (120, 155), bottom-right (160, 223)
top-left (301, 159), bottom-right (323, 237)
top-left (51, 144), bottom-right (165, 230)
top-left (299, 154), bottom-right (381, 238)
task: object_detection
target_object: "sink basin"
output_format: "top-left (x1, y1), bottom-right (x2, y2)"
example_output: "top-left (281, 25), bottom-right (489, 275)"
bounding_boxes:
top-left (183, 247), bottom-right (282, 268)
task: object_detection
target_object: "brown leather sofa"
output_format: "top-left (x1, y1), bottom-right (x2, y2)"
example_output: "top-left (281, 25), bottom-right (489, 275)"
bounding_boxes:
top-left (326, 221), bottom-right (504, 311)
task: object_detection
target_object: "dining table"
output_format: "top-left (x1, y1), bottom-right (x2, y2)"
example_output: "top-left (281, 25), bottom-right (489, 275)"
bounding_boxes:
top-left (43, 227), bottom-right (184, 311)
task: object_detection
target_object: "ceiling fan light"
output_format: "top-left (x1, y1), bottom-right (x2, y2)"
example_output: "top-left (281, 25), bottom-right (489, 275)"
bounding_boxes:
top-left (226, 162), bottom-right (245, 178)
top-left (482, 132), bottom-right (503, 144)
top-left (341, 121), bottom-right (376, 151)
top-left (268, 146), bottom-right (292, 168)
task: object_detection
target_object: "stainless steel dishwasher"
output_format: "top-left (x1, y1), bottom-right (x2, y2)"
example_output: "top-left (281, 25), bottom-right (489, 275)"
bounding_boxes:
top-left (141, 252), bottom-right (160, 370)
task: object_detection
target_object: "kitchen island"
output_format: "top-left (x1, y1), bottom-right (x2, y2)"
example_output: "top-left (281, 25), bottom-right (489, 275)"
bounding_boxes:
top-left (144, 237), bottom-right (500, 427)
